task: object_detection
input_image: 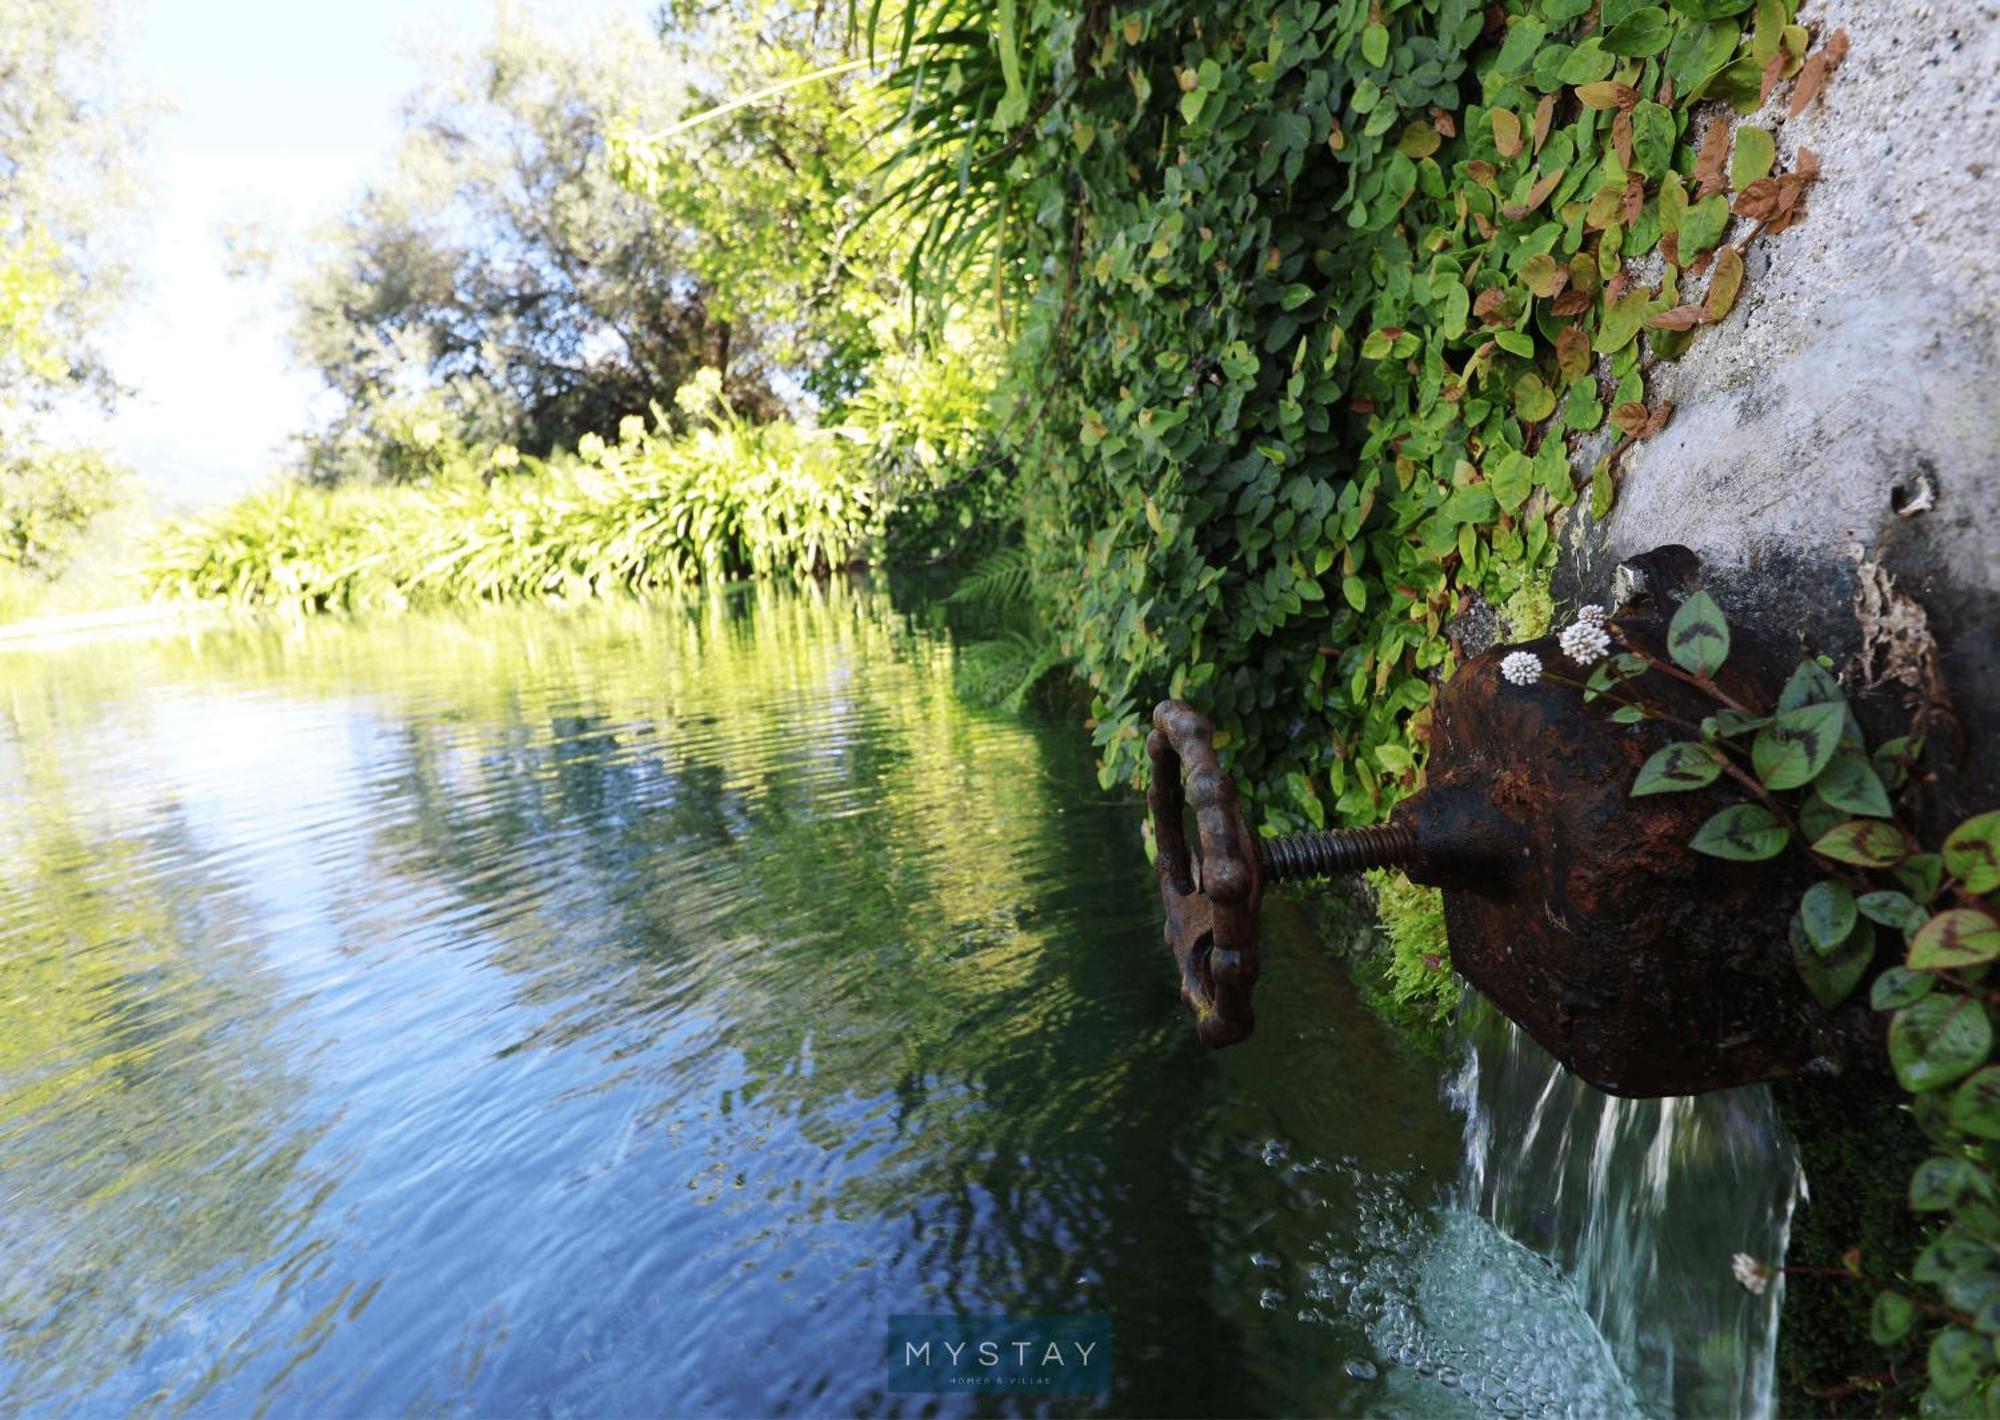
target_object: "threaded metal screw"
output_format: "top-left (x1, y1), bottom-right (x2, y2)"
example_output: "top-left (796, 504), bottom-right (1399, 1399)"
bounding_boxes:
top-left (1257, 824), bottom-right (1421, 883)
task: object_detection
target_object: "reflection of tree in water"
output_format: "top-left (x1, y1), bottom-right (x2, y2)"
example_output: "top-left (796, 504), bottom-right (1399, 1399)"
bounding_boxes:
top-left (0, 733), bottom-right (337, 1412)
top-left (1, 580), bottom-right (1263, 1415)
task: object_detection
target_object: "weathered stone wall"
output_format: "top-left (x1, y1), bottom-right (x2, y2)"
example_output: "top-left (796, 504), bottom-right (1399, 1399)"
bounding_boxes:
top-left (1556, 0), bottom-right (2000, 806)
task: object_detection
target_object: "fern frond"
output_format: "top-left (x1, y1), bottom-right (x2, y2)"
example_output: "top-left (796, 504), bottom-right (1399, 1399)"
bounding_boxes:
top-left (953, 628), bottom-right (1065, 711)
top-left (945, 546), bottom-right (1032, 609)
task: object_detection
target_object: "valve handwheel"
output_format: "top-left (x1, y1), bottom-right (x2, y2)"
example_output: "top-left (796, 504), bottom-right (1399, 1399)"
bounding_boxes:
top-left (1146, 700), bottom-right (1264, 1047)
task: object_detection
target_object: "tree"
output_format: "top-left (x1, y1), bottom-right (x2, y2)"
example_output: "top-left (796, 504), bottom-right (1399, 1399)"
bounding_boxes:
top-left (0, 0), bottom-right (148, 419)
top-left (289, 11), bottom-right (800, 485)
top-left (0, 0), bottom-right (146, 586)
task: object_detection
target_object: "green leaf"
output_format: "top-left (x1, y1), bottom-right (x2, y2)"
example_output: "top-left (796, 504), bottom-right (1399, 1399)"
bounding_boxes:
top-left (1730, 126), bottom-right (1776, 190)
top-left (1342, 574), bottom-right (1368, 612)
top-left (1793, 912), bottom-right (1870, 1009)
top-left (1816, 754), bottom-right (1893, 817)
top-left (1751, 702), bottom-right (1845, 790)
top-left (1929, 1327), bottom-right (1986, 1400)
top-left (1950, 1067), bottom-right (2000, 1139)
top-left (1899, 853), bottom-right (1946, 903)
top-left (1890, 996), bottom-right (1993, 1093)
top-left (1691, 803), bottom-right (1789, 861)
top-left (1911, 1156), bottom-right (1996, 1211)
top-left (1870, 1290), bottom-right (1917, 1345)
top-left (1610, 704), bottom-right (1647, 724)
top-left (1443, 485), bottom-right (1498, 524)
top-left (1558, 37), bottom-right (1617, 86)
top-left (1801, 880), bottom-right (1856, 951)
top-left (1493, 17), bottom-right (1548, 74)
top-left (1859, 890), bottom-right (1923, 928)
top-left (1872, 967), bottom-right (1935, 1011)
top-left (1632, 741), bottom-right (1724, 795)
top-left (1629, 101), bottom-right (1677, 178)
top-left (1945, 811), bottom-right (2000, 894)
top-left (1667, 589), bottom-right (1729, 675)
top-left (1814, 818), bottom-right (1910, 868)
top-left (1603, 7), bottom-right (1673, 55)
top-left (1179, 89), bottom-right (1206, 124)
top-left (1362, 23), bottom-right (1390, 67)
top-left (1513, 373), bottom-right (1557, 423)
top-left (1713, 709), bottom-right (1770, 737)
top-left (1678, 193), bottom-right (1730, 260)
top-left (1914, 1227), bottom-right (1991, 1283)
top-left (1666, 0), bottom-right (1754, 15)
top-left (1777, 658), bottom-right (1844, 712)
top-left (1909, 910), bottom-right (2000, 972)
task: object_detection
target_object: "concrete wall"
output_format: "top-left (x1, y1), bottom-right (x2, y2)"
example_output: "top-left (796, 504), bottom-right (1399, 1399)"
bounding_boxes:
top-left (1556, 0), bottom-right (2000, 803)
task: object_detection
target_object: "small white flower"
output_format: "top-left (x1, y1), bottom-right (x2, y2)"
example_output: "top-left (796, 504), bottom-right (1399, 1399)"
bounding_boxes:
top-left (1500, 651), bottom-right (1543, 686)
top-left (1731, 1253), bottom-right (1769, 1296)
top-left (1576, 604), bottom-right (1607, 624)
top-left (1560, 618), bottom-right (1613, 667)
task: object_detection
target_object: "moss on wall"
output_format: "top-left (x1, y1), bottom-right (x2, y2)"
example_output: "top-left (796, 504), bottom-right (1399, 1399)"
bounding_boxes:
top-left (1772, 1073), bottom-right (1934, 1415)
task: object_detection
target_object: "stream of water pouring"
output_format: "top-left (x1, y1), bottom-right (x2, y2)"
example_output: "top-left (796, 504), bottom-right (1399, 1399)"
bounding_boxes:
top-left (1449, 995), bottom-right (1804, 1418)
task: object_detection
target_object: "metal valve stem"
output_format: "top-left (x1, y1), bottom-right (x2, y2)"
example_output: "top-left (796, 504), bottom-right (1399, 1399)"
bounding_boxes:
top-left (1257, 824), bottom-right (1421, 882)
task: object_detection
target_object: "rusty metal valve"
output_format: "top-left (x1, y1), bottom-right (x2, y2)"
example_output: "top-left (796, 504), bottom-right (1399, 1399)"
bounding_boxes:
top-left (1148, 702), bottom-right (1428, 1046)
top-left (1148, 557), bottom-right (1858, 1098)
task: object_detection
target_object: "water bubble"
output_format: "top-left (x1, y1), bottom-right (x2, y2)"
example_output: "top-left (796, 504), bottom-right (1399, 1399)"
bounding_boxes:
top-left (1249, 1251), bottom-right (1281, 1271)
top-left (1258, 1288), bottom-right (1284, 1311)
top-left (1345, 1359), bottom-right (1379, 1381)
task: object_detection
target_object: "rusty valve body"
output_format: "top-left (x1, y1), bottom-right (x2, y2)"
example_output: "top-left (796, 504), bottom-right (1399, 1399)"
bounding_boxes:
top-left (1150, 579), bottom-right (1844, 1097)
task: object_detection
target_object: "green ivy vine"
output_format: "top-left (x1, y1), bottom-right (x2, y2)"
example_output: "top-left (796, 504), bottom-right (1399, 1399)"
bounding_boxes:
top-left (889, 0), bottom-right (1843, 843)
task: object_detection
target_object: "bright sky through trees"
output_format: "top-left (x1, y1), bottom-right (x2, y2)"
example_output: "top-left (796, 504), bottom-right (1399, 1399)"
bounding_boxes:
top-left (100, 0), bottom-right (641, 509)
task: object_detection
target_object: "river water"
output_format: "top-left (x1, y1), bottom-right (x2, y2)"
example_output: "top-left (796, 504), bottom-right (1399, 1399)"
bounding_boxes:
top-left (0, 580), bottom-right (1774, 1416)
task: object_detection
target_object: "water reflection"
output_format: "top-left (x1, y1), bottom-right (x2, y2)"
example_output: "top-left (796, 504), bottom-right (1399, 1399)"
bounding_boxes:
top-left (1, 580), bottom-right (1487, 1416)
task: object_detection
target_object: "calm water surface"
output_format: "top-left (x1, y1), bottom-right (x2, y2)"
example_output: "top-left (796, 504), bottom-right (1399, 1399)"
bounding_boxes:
top-left (0, 581), bottom-right (1616, 1417)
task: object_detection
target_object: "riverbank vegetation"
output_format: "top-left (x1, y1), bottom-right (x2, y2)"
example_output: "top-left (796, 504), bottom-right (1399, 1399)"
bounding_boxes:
top-left (135, 0), bottom-right (1848, 1031)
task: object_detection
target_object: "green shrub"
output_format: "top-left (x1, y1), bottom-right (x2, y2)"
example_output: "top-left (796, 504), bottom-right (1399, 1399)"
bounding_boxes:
top-left (0, 445), bottom-right (126, 577)
top-left (146, 387), bottom-right (877, 614)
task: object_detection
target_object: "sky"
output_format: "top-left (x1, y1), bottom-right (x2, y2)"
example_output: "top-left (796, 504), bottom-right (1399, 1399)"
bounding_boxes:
top-left (101, 0), bottom-right (643, 511)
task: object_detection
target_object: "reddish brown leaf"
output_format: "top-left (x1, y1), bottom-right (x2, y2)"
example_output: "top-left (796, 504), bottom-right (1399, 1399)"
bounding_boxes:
top-left (1491, 106), bottom-right (1523, 159)
top-left (1621, 172), bottom-right (1646, 226)
top-left (1644, 305), bottom-right (1705, 331)
top-left (1533, 93), bottom-right (1556, 154)
top-left (1734, 178), bottom-right (1782, 221)
top-left (1758, 52), bottom-right (1787, 108)
top-left (1642, 401), bottom-right (1676, 438)
top-left (1430, 105), bottom-right (1457, 139)
top-left (1465, 159), bottom-right (1497, 187)
top-left (1501, 166), bottom-right (1566, 221)
top-left (1796, 145), bottom-right (1821, 179)
top-left (1472, 211), bottom-right (1497, 239)
top-left (1612, 111), bottom-right (1634, 171)
top-left (1472, 287), bottom-right (1508, 323)
top-left (1551, 288), bottom-right (1594, 316)
top-left (1611, 401), bottom-right (1651, 436)
top-left (1556, 325), bottom-right (1592, 382)
top-left (1789, 51), bottom-right (1829, 116)
top-left (1603, 270), bottom-right (1631, 303)
top-left (1695, 119), bottom-right (1733, 199)
top-left (1659, 231), bottom-right (1681, 267)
